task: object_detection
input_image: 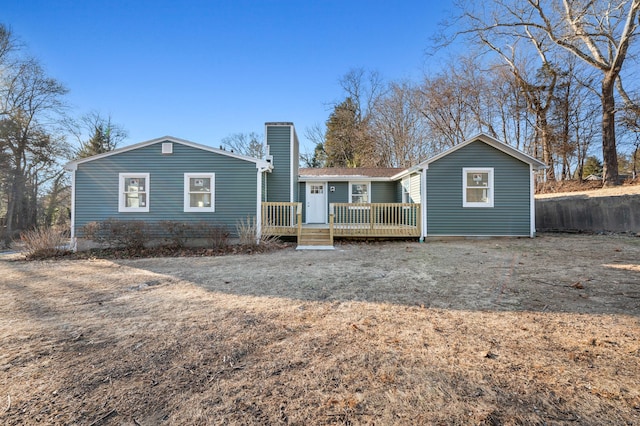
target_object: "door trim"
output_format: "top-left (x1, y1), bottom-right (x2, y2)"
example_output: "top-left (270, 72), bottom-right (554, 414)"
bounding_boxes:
top-left (305, 182), bottom-right (327, 223)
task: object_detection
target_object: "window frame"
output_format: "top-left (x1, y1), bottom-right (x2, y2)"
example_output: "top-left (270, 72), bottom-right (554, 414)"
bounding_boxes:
top-left (462, 167), bottom-right (494, 208)
top-left (401, 177), bottom-right (411, 203)
top-left (118, 173), bottom-right (150, 213)
top-left (349, 181), bottom-right (371, 204)
top-left (184, 173), bottom-right (215, 212)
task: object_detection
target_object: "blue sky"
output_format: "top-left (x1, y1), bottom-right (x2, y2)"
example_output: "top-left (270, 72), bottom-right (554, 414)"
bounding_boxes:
top-left (4, 0), bottom-right (451, 153)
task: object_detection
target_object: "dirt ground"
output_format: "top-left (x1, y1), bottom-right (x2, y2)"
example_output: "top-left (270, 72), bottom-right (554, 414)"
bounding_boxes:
top-left (1, 234), bottom-right (639, 425)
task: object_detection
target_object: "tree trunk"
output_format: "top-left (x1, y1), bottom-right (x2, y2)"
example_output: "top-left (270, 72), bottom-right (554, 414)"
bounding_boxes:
top-left (539, 116), bottom-right (556, 181)
top-left (601, 76), bottom-right (619, 186)
top-left (4, 168), bottom-right (25, 245)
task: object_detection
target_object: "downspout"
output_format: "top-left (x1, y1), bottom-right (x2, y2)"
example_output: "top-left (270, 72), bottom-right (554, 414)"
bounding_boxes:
top-left (256, 168), bottom-right (262, 243)
top-left (256, 162), bottom-right (273, 244)
top-left (421, 166), bottom-right (428, 241)
top-left (69, 165), bottom-right (77, 251)
top-left (530, 164), bottom-right (535, 238)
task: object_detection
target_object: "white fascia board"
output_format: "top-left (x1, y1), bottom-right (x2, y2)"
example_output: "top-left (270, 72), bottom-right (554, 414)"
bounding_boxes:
top-left (298, 176), bottom-right (393, 182)
top-left (390, 165), bottom-right (421, 181)
top-left (64, 136), bottom-right (268, 170)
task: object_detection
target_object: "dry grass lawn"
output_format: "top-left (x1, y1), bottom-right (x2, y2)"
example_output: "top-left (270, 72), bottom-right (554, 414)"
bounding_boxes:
top-left (1, 234), bottom-right (639, 425)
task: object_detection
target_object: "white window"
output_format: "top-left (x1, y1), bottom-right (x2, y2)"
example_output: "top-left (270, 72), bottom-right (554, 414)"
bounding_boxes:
top-left (349, 182), bottom-right (370, 203)
top-left (119, 173), bottom-right (149, 212)
top-left (401, 178), bottom-right (411, 203)
top-left (309, 184), bottom-right (324, 194)
top-left (463, 168), bottom-right (494, 208)
top-left (184, 173), bottom-right (215, 212)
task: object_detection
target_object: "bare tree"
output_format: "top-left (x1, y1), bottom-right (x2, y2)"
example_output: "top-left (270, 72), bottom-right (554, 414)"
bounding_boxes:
top-left (370, 81), bottom-right (431, 167)
top-left (451, 0), bottom-right (640, 186)
top-left (300, 123), bottom-right (327, 168)
top-left (414, 60), bottom-right (485, 150)
top-left (339, 68), bottom-right (386, 122)
top-left (221, 132), bottom-right (264, 158)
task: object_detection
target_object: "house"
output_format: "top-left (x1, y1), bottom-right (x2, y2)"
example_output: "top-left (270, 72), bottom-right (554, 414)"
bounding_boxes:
top-left (64, 136), bottom-right (272, 248)
top-left (65, 122), bottom-right (546, 249)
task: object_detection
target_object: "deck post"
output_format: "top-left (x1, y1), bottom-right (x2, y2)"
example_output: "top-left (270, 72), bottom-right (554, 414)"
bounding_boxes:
top-left (296, 203), bottom-right (302, 242)
top-left (329, 210), bottom-right (334, 245)
top-left (370, 204), bottom-right (374, 230)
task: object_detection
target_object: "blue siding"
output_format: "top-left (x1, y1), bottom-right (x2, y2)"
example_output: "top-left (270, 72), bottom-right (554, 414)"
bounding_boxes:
top-left (328, 182), bottom-right (349, 204)
top-left (426, 141), bottom-right (531, 236)
top-left (371, 181), bottom-right (397, 203)
top-left (266, 125), bottom-right (292, 202)
top-left (74, 141), bottom-right (258, 238)
top-left (298, 181), bottom-right (306, 219)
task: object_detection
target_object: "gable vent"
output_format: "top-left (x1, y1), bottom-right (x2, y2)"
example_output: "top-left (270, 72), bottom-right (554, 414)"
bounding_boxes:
top-left (162, 142), bottom-right (173, 154)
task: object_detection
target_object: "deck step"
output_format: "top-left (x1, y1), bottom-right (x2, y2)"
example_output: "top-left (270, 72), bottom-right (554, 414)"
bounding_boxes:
top-left (297, 227), bottom-right (333, 249)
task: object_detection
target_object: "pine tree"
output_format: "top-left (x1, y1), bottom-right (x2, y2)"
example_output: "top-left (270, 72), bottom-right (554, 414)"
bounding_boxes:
top-left (324, 98), bottom-right (374, 167)
top-left (76, 125), bottom-right (116, 158)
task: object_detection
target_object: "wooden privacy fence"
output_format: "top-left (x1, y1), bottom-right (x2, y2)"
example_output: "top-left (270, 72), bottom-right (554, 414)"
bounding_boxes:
top-left (330, 203), bottom-right (421, 237)
top-left (261, 202), bottom-right (302, 236)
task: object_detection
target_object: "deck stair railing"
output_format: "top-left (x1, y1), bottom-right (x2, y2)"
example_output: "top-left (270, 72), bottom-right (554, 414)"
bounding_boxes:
top-left (261, 202), bottom-right (302, 237)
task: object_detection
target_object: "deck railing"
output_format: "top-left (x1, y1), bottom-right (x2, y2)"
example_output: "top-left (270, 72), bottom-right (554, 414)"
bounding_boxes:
top-left (261, 202), bottom-right (302, 236)
top-left (330, 203), bottom-right (421, 237)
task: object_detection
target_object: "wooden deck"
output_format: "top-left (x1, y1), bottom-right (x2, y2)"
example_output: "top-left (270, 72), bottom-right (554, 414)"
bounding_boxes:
top-left (261, 202), bottom-right (421, 241)
top-left (330, 203), bottom-right (421, 237)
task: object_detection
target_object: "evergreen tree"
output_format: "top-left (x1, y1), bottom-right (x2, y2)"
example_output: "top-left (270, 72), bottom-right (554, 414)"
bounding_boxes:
top-left (324, 98), bottom-right (374, 167)
top-left (76, 124), bottom-right (117, 158)
top-left (581, 156), bottom-right (603, 179)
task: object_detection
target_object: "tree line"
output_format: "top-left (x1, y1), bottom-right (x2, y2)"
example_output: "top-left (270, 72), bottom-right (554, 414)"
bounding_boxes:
top-left (0, 24), bottom-right (126, 246)
top-left (303, 0), bottom-right (640, 187)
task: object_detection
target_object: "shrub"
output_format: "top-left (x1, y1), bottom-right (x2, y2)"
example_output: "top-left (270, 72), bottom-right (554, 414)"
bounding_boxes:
top-left (160, 220), bottom-right (193, 248)
top-left (236, 216), bottom-right (258, 246)
top-left (82, 219), bottom-right (149, 250)
top-left (20, 227), bottom-right (69, 259)
top-left (197, 222), bottom-right (230, 250)
top-left (235, 216), bottom-right (278, 248)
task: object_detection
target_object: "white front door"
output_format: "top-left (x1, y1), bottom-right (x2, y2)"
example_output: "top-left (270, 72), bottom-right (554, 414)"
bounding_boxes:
top-left (306, 183), bottom-right (327, 223)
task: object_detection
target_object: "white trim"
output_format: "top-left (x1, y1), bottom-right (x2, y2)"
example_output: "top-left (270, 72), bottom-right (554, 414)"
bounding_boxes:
top-left (118, 173), bottom-right (150, 212)
top-left (348, 181), bottom-right (371, 204)
top-left (64, 136), bottom-right (270, 171)
top-left (530, 164), bottom-right (535, 238)
top-left (462, 168), bottom-right (494, 208)
top-left (421, 167), bottom-right (427, 239)
top-left (401, 176), bottom-right (411, 203)
top-left (70, 169), bottom-right (76, 244)
top-left (390, 165), bottom-right (422, 181)
top-left (256, 169), bottom-right (262, 241)
top-left (290, 125), bottom-right (295, 203)
top-left (299, 175), bottom-right (394, 182)
top-left (184, 173), bottom-right (215, 212)
top-left (161, 142), bottom-right (173, 154)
